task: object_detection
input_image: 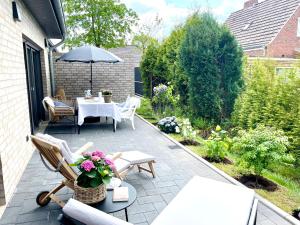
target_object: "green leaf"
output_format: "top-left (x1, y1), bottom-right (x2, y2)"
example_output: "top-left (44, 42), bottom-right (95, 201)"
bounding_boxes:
top-left (86, 170), bottom-right (97, 178)
top-left (90, 178), bottom-right (102, 188)
top-left (102, 176), bottom-right (111, 185)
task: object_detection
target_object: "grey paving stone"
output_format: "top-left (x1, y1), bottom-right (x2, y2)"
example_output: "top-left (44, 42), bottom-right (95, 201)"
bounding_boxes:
top-left (0, 117), bottom-right (295, 225)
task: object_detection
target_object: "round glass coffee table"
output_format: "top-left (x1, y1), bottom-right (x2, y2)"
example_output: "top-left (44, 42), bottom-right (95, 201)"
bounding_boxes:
top-left (91, 181), bottom-right (137, 222)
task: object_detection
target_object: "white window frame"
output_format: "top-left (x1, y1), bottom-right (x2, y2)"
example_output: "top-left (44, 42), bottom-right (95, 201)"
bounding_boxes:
top-left (297, 18), bottom-right (300, 37)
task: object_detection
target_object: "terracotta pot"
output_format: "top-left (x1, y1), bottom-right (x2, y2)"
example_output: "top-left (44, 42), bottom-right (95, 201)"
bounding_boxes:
top-left (103, 95), bottom-right (112, 103)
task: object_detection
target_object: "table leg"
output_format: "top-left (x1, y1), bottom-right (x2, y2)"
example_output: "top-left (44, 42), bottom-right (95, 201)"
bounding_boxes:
top-left (113, 119), bottom-right (116, 132)
top-left (125, 208), bottom-right (128, 222)
top-left (78, 125), bottom-right (80, 134)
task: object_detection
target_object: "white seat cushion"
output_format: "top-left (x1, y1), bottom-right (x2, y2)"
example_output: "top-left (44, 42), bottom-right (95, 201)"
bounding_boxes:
top-left (44, 96), bottom-right (55, 107)
top-left (113, 158), bottom-right (131, 173)
top-left (36, 133), bottom-right (75, 165)
top-left (121, 151), bottom-right (155, 165)
top-left (63, 198), bottom-right (132, 225)
top-left (151, 176), bottom-right (255, 225)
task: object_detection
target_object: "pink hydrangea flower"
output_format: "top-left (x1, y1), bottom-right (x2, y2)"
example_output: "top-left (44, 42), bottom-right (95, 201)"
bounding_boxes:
top-left (82, 152), bottom-right (92, 157)
top-left (92, 150), bottom-right (105, 158)
top-left (109, 164), bottom-right (116, 170)
top-left (104, 158), bottom-right (114, 165)
top-left (91, 156), bottom-right (101, 161)
top-left (81, 160), bottom-right (95, 172)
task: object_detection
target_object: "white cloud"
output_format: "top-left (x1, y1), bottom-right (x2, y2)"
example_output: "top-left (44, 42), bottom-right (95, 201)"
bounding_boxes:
top-left (121, 0), bottom-right (193, 39)
top-left (121, 0), bottom-right (251, 39)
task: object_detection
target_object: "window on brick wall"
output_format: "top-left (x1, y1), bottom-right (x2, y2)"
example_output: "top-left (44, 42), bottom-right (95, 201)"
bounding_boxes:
top-left (297, 18), bottom-right (300, 37)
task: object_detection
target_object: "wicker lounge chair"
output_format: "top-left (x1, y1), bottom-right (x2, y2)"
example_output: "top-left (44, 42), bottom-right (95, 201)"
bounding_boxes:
top-left (43, 96), bottom-right (75, 121)
top-left (31, 135), bottom-right (93, 207)
top-left (31, 134), bottom-right (156, 207)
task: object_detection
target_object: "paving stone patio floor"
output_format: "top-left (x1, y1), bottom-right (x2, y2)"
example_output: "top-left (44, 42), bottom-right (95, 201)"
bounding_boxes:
top-left (0, 117), bottom-right (294, 225)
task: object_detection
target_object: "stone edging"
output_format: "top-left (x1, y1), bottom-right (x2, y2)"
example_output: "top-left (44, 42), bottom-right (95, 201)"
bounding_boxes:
top-left (136, 114), bottom-right (300, 225)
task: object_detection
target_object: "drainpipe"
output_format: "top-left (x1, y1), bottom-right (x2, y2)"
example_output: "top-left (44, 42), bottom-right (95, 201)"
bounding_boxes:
top-left (48, 0), bottom-right (66, 96)
top-left (48, 37), bottom-right (65, 96)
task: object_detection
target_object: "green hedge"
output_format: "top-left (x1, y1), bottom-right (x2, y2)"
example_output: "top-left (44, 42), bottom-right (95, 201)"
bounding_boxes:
top-left (233, 60), bottom-right (300, 161)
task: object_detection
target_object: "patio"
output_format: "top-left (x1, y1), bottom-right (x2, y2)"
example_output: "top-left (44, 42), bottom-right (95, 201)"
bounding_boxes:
top-left (0, 117), bottom-right (293, 225)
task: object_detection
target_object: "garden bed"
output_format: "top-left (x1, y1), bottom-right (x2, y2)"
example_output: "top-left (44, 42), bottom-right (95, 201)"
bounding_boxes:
top-left (138, 115), bottom-right (300, 215)
top-left (236, 174), bottom-right (278, 192)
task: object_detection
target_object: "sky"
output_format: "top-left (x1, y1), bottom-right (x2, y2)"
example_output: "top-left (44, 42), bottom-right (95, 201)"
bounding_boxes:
top-left (121, 0), bottom-right (247, 39)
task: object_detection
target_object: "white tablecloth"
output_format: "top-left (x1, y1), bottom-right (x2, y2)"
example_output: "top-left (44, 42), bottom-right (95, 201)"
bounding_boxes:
top-left (77, 97), bottom-right (121, 126)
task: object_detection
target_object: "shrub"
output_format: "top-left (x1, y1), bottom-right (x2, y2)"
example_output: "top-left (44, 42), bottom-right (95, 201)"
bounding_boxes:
top-left (232, 125), bottom-right (294, 176)
top-left (205, 125), bottom-right (231, 161)
top-left (232, 60), bottom-right (300, 162)
top-left (178, 118), bottom-right (196, 141)
top-left (192, 117), bottom-right (213, 130)
top-left (179, 13), bottom-right (243, 121)
top-left (136, 98), bottom-right (157, 121)
top-left (157, 116), bottom-right (180, 134)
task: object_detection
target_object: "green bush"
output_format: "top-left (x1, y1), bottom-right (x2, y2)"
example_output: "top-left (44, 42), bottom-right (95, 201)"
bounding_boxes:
top-left (136, 98), bottom-right (157, 121)
top-left (191, 117), bottom-right (213, 130)
top-left (232, 60), bottom-right (300, 162)
top-left (205, 125), bottom-right (231, 161)
top-left (179, 13), bottom-right (243, 122)
top-left (232, 125), bottom-right (294, 176)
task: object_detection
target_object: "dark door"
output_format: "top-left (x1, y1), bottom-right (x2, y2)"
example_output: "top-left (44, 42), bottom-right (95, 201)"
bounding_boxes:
top-left (134, 67), bottom-right (143, 96)
top-left (23, 42), bottom-right (44, 133)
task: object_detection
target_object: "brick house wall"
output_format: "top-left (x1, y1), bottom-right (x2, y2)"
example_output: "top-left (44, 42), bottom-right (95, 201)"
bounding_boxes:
top-left (0, 0), bottom-right (51, 215)
top-left (54, 46), bottom-right (142, 102)
top-left (244, 49), bottom-right (265, 57)
top-left (266, 7), bottom-right (300, 58)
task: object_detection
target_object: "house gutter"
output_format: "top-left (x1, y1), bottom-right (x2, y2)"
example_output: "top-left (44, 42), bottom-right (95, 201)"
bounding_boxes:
top-left (48, 0), bottom-right (66, 96)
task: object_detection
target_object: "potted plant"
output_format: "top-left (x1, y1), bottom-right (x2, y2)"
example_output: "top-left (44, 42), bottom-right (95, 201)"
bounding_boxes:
top-left (102, 90), bottom-right (112, 103)
top-left (71, 150), bottom-right (115, 204)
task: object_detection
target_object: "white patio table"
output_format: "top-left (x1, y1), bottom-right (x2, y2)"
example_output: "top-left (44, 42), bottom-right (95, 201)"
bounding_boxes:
top-left (77, 97), bottom-right (121, 133)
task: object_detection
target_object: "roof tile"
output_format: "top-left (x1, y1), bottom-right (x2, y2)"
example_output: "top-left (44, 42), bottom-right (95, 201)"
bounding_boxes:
top-left (225, 0), bottom-right (300, 50)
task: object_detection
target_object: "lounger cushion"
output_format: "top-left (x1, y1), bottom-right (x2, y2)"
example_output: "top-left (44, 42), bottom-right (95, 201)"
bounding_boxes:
top-left (63, 198), bottom-right (132, 225)
top-left (108, 157), bottom-right (130, 173)
top-left (36, 133), bottom-right (76, 165)
top-left (121, 151), bottom-right (155, 165)
top-left (54, 101), bottom-right (70, 108)
top-left (44, 96), bottom-right (55, 107)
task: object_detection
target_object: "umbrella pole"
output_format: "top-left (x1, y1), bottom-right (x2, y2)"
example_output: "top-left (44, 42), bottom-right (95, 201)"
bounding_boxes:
top-left (90, 62), bottom-right (93, 94)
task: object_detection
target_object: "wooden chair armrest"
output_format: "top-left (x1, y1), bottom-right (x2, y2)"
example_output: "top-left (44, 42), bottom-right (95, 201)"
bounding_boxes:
top-left (111, 152), bottom-right (122, 160)
top-left (75, 142), bottom-right (93, 155)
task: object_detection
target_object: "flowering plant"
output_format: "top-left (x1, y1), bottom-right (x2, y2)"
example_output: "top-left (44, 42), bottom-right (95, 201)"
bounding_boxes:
top-left (178, 118), bottom-right (196, 141)
top-left (158, 116), bottom-right (180, 134)
top-left (71, 150), bottom-right (115, 188)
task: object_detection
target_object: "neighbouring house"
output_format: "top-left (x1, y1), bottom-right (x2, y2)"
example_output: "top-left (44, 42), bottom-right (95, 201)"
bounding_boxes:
top-left (226, 0), bottom-right (300, 58)
top-left (53, 46), bottom-right (142, 101)
top-left (0, 0), bottom-right (65, 214)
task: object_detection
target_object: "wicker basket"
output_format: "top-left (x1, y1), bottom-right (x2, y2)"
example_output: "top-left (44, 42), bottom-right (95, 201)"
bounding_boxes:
top-left (74, 182), bottom-right (106, 204)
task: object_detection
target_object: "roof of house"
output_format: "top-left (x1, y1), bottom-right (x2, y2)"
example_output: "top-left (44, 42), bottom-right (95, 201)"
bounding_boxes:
top-left (225, 0), bottom-right (300, 50)
top-left (23, 0), bottom-right (65, 39)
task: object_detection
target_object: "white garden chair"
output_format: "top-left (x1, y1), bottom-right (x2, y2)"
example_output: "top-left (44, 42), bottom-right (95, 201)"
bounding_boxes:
top-left (118, 97), bottom-right (141, 130)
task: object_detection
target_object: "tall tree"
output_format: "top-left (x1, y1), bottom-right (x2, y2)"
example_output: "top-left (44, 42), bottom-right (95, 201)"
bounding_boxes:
top-left (179, 13), bottom-right (243, 121)
top-left (131, 15), bottom-right (162, 53)
top-left (218, 25), bottom-right (243, 119)
top-left (64, 0), bottom-right (138, 48)
top-left (180, 13), bottom-right (222, 121)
